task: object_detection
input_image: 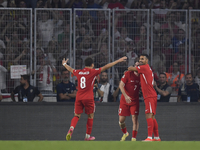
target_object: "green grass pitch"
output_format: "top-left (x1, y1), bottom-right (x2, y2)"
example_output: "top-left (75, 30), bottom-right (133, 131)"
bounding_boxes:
top-left (1, 141), bottom-right (200, 150)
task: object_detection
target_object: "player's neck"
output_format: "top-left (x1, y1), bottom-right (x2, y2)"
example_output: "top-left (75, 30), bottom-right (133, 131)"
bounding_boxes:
top-left (85, 66), bottom-right (93, 69)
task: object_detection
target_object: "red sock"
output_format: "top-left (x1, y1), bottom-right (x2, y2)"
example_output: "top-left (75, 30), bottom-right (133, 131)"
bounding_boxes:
top-left (86, 118), bottom-right (93, 135)
top-left (146, 118), bottom-right (153, 138)
top-left (121, 127), bottom-right (127, 134)
top-left (153, 119), bottom-right (159, 137)
top-left (70, 116), bottom-right (79, 128)
top-left (132, 130), bottom-right (137, 138)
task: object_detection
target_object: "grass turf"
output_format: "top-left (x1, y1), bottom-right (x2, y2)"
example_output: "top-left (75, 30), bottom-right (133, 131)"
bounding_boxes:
top-left (1, 141), bottom-right (200, 150)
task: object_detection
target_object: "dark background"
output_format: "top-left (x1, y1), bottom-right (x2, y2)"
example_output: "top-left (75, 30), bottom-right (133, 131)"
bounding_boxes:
top-left (0, 102), bottom-right (200, 141)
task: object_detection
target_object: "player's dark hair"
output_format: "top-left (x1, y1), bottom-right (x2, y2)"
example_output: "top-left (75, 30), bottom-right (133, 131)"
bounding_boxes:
top-left (159, 72), bottom-right (166, 77)
top-left (85, 57), bottom-right (94, 67)
top-left (140, 54), bottom-right (149, 60)
top-left (21, 74), bottom-right (30, 84)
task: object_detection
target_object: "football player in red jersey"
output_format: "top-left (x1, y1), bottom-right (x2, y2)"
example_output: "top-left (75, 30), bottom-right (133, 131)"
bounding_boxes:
top-left (128, 54), bottom-right (161, 141)
top-left (118, 62), bottom-right (140, 141)
top-left (62, 56), bottom-right (127, 141)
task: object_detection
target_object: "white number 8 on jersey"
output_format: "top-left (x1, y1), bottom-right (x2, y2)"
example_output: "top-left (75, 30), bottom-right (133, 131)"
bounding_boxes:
top-left (80, 77), bottom-right (86, 89)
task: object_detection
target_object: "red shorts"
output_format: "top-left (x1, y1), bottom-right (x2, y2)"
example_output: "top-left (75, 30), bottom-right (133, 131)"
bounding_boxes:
top-left (75, 99), bottom-right (95, 114)
top-left (144, 97), bottom-right (157, 115)
top-left (118, 102), bottom-right (139, 116)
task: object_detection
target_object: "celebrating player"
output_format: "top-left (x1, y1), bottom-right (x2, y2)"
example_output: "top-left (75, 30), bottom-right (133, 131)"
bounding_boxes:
top-left (118, 61), bottom-right (140, 141)
top-left (128, 54), bottom-right (161, 141)
top-left (62, 56), bottom-right (127, 141)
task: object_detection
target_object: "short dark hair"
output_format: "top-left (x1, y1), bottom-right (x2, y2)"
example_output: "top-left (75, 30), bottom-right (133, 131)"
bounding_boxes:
top-left (85, 57), bottom-right (94, 67)
top-left (159, 72), bottom-right (166, 77)
top-left (21, 74), bottom-right (30, 83)
top-left (140, 54), bottom-right (149, 60)
top-left (61, 69), bottom-right (69, 74)
top-left (185, 73), bottom-right (193, 77)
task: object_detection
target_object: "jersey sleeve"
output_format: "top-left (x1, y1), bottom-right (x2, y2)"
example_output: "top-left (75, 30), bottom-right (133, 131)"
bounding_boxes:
top-left (121, 71), bottom-right (128, 84)
top-left (73, 69), bottom-right (78, 76)
top-left (136, 65), bottom-right (146, 74)
top-left (93, 68), bottom-right (102, 76)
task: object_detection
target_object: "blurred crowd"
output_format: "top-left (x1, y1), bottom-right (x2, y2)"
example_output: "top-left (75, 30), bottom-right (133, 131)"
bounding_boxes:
top-left (0, 0), bottom-right (200, 102)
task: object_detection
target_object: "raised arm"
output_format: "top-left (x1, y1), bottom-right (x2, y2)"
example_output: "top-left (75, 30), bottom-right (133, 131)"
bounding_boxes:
top-left (62, 58), bottom-right (74, 73)
top-left (101, 56), bottom-right (127, 72)
top-left (128, 66), bottom-right (138, 72)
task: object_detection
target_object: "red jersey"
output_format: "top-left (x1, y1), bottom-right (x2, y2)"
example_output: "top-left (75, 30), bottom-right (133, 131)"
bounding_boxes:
top-left (108, 2), bottom-right (124, 9)
top-left (136, 64), bottom-right (157, 99)
top-left (73, 67), bottom-right (101, 100)
top-left (120, 71), bottom-right (140, 105)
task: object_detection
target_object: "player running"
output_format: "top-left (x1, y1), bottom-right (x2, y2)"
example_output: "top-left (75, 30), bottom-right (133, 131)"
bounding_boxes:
top-left (118, 62), bottom-right (140, 141)
top-left (128, 54), bottom-right (161, 141)
top-left (62, 56), bottom-right (127, 141)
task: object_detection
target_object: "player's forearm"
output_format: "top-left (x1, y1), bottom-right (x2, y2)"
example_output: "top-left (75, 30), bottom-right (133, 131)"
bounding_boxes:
top-left (97, 89), bottom-right (104, 97)
top-left (128, 66), bottom-right (137, 72)
top-left (63, 64), bottom-right (74, 73)
top-left (68, 93), bottom-right (76, 98)
top-left (119, 83), bottom-right (127, 97)
top-left (101, 60), bottom-right (119, 72)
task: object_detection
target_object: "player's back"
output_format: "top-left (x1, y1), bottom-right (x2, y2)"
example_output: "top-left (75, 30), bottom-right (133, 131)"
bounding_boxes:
top-left (73, 67), bottom-right (101, 100)
top-left (136, 64), bottom-right (157, 99)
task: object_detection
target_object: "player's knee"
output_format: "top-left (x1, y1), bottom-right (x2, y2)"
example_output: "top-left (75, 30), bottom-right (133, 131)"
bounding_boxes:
top-left (75, 114), bottom-right (81, 118)
top-left (119, 121), bottom-right (125, 126)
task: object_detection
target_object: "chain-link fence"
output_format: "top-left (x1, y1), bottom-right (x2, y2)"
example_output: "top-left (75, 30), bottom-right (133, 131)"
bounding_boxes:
top-left (1, 8), bottom-right (200, 101)
top-left (34, 8), bottom-right (72, 95)
top-left (0, 8), bottom-right (32, 94)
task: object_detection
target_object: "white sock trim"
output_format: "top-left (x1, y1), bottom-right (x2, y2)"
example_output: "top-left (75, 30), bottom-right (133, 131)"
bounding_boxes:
top-left (85, 134), bottom-right (90, 138)
top-left (154, 137), bottom-right (160, 140)
top-left (147, 136), bottom-right (152, 139)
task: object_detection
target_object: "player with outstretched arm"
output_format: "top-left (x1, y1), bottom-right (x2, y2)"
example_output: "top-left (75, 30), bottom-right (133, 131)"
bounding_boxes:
top-left (62, 56), bottom-right (127, 141)
top-left (128, 54), bottom-right (161, 141)
top-left (118, 61), bottom-right (140, 141)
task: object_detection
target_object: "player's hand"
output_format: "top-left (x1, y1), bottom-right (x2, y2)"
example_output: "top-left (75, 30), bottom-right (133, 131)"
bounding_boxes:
top-left (62, 58), bottom-right (69, 66)
top-left (125, 95), bottom-right (131, 104)
top-left (118, 56), bottom-right (127, 63)
top-left (128, 66), bottom-right (135, 71)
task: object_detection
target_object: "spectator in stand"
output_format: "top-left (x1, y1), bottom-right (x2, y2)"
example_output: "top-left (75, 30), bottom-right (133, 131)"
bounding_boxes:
top-left (24, 0), bottom-right (37, 9)
top-left (153, 0), bottom-right (168, 22)
top-left (0, 89), bottom-right (2, 101)
top-left (172, 29), bottom-right (187, 53)
top-left (49, 0), bottom-right (65, 8)
top-left (178, 73), bottom-right (200, 102)
top-left (0, 51), bottom-right (7, 93)
top-left (37, 10), bottom-right (62, 48)
top-left (66, 0), bottom-right (86, 16)
top-left (161, 12), bottom-right (179, 38)
top-left (98, 71), bottom-right (114, 102)
top-left (160, 31), bottom-right (173, 70)
top-left (166, 62), bottom-right (185, 95)
top-left (134, 25), bottom-right (148, 55)
top-left (195, 69), bottom-right (200, 87)
top-left (169, 53), bottom-right (189, 74)
top-left (87, 0), bottom-right (102, 21)
top-left (36, 53), bottom-right (58, 94)
top-left (154, 73), bottom-right (172, 102)
top-left (56, 69), bottom-right (76, 102)
top-left (11, 74), bottom-right (43, 102)
top-left (152, 41), bottom-right (166, 74)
